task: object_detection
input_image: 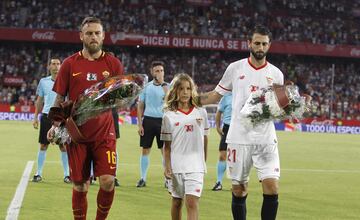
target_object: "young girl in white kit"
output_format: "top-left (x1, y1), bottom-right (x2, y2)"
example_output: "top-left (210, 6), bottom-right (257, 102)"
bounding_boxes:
top-left (161, 73), bottom-right (209, 220)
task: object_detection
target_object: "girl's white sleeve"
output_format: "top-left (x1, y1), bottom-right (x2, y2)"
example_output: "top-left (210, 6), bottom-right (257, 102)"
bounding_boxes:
top-left (160, 113), bottom-right (172, 141)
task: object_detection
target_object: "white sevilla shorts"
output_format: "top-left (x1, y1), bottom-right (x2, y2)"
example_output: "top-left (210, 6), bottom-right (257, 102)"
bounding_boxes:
top-left (169, 172), bottom-right (204, 198)
top-left (226, 143), bottom-right (280, 185)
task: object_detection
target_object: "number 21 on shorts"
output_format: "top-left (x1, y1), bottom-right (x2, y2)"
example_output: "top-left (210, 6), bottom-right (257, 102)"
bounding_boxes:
top-left (227, 148), bottom-right (236, 163)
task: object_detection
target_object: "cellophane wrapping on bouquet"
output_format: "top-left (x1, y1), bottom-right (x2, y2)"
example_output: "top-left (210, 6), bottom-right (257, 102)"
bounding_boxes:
top-left (239, 84), bottom-right (311, 129)
top-left (52, 74), bottom-right (148, 144)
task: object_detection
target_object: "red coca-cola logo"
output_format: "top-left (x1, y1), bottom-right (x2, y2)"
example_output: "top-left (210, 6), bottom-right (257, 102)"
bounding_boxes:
top-left (310, 119), bottom-right (334, 125)
top-left (32, 31), bottom-right (55, 40)
top-left (110, 32), bottom-right (126, 44)
top-left (3, 76), bottom-right (24, 86)
top-left (325, 45), bottom-right (335, 52)
top-left (350, 48), bottom-right (360, 57)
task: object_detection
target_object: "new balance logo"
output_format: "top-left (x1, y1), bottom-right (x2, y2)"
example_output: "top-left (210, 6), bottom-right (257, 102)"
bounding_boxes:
top-left (175, 122), bottom-right (180, 126)
top-left (239, 75), bottom-right (245, 79)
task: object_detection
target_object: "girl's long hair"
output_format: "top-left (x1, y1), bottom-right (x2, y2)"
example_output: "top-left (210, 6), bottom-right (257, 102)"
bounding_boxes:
top-left (164, 73), bottom-right (200, 111)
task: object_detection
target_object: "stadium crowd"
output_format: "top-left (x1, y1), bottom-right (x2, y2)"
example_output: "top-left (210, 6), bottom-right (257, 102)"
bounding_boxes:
top-left (1, 0), bottom-right (360, 45)
top-left (0, 42), bottom-right (359, 120)
top-left (1, 0), bottom-right (359, 120)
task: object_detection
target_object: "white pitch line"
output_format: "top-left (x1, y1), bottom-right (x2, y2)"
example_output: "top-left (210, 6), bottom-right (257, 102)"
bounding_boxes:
top-left (112, 162), bottom-right (360, 174)
top-left (6, 161), bottom-right (34, 220)
top-left (45, 160), bottom-right (360, 174)
top-left (281, 168), bottom-right (360, 174)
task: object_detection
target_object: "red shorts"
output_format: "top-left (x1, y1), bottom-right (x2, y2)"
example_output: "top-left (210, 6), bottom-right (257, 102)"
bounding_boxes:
top-left (67, 139), bottom-right (117, 183)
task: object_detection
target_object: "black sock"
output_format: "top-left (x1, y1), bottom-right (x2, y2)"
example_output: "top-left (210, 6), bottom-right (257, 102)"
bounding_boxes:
top-left (231, 193), bottom-right (247, 220)
top-left (261, 194), bottom-right (279, 220)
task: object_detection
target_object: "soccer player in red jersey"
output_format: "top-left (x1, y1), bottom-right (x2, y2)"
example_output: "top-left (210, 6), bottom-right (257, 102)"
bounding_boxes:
top-left (47, 17), bottom-right (124, 220)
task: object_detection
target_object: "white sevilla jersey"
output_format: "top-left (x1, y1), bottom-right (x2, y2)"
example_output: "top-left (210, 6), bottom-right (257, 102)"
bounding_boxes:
top-left (161, 107), bottom-right (209, 174)
top-left (215, 58), bottom-right (284, 145)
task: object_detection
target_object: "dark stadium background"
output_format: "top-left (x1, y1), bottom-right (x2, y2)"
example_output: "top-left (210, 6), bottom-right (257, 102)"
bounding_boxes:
top-left (0, 0), bottom-right (359, 131)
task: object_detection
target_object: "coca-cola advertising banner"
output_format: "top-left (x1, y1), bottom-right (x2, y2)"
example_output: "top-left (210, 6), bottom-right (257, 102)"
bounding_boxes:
top-left (0, 28), bottom-right (79, 43)
top-left (3, 75), bottom-right (25, 86)
top-left (1, 27), bottom-right (360, 58)
top-left (301, 118), bottom-right (360, 126)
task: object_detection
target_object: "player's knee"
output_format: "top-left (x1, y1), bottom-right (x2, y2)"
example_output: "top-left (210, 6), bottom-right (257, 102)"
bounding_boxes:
top-left (172, 198), bottom-right (182, 209)
top-left (262, 178), bottom-right (279, 195)
top-left (59, 145), bottom-right (66, 152)
top-left (40, 144), bottom-right (48, 151)
top-left (219, 153), bottom-right (226, 161)
top-left (186, 202), bottom-right (198, 211)
top-left (185, 196), bottom-right (198, 210)
top-left (73, 182), bottom-right (88, 192)
top-left (264, 185), bottom-right (279, 195)
top-left (99, 175), bottom-right (115, 191)
top-left (142, 148), bottom-right (150, 155)
top-left (232, 184), bottom-right (248, 197)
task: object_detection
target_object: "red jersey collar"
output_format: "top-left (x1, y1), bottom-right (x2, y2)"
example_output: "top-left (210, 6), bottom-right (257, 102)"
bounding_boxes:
top-left (78, 51), bottom-right (106, 60)
top-left (177, 106), bottom-right (194, 115)
top-left (247, 57), bottom-right (267, 70)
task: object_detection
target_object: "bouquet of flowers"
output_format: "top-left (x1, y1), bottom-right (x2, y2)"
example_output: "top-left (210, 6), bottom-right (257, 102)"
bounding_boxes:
top-left (49, 74), bottom-right (147, 144)
top-left (239, 82), bottom-right (311, 129)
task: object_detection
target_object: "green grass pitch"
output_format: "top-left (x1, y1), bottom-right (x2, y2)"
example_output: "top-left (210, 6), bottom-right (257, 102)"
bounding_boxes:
top-left (1, 120), bottom-right (360, 219)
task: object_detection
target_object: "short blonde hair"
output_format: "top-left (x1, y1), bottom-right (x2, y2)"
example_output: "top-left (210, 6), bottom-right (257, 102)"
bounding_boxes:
top-left (164, 73), bottom-right (200, 111)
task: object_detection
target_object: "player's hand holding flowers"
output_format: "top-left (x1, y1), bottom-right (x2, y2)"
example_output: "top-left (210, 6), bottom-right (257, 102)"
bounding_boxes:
top-left (48, 74), bottom-right (147, 144)
top-left (239, 82), bottom-right (311, 129)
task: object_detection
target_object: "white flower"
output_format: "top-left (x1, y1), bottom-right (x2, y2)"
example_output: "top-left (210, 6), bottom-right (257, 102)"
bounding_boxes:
top-left (265, 90), bottom-right (284, 117)
top-left (238, 84), bottom-right (310, 128)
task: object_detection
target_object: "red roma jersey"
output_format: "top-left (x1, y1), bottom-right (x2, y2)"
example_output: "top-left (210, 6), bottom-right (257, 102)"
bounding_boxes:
top-left (53, 51), bottom-right (124, 142)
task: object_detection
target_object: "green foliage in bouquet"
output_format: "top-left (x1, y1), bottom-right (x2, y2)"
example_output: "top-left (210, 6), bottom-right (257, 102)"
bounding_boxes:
top-left (239, 84), bottom-right (311, 129)
top-left (50, 74), bottom-right (148, 144)
top-left (73, 75), bottom-right (147, 126)
top-left (283, 100), bottom-right (301, 115)
top-left (248, 95), bottom-right (271, 124)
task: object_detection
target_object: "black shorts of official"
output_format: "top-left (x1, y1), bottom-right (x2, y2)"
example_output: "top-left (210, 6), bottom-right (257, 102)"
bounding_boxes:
top-left (219, 123), bottom-right (230, 151)
top-left (140, 116), bottom-right (163, 149)
top-left (39, 113), bottom-right (52, 145)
